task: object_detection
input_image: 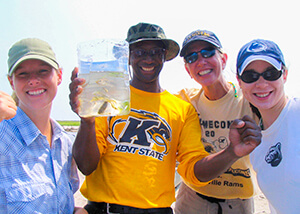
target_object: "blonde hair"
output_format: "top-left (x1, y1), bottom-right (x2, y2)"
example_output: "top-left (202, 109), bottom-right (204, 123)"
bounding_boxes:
top-left (11, 91), bottom-right (19, 106)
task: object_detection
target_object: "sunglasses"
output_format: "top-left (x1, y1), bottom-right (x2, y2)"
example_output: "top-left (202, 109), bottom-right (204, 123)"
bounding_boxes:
top-left (184, 47), bottom-right (216, 64)
top-left (131, 48), bottom-right (165, 58)
top-left (240, 68), bottom-right (283, 83)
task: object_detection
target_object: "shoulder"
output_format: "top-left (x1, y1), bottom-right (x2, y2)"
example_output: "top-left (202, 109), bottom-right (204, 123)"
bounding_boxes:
top-left (234, 85), bottom-right (253, 109)
top-left (174, 88), bottom-right (201, 102)
top-left (0, 119), bottom-right (23, 155)
top-left (283, 97), bottom-right (300, 117)
top-left (290, 97), bottom-right (300, 106)
top-left (0, 119), bottom-right (15, 139)
top-left (51, 119), bottom-right (74, 145)
top-left (162, 92), bottom-right (199, 122)
top-left (0, 113), bottom-right (20, 137)
top-left (164, 90), bottom-right (197, 109)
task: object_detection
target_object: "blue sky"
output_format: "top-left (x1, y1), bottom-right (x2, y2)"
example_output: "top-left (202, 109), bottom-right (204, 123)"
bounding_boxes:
top-left (1, 0), bottom-right (299, 120)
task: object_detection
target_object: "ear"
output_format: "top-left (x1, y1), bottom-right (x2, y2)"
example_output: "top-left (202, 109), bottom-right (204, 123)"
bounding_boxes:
top-left (57, 68), bottom-right (63, 86)
top-left (282, 69), bottom-right (288, 84)
top-left (236, 75), bottom-right (242, 87)
top-left (7, 75), bottom-right (15, 90)
top-left (184, 63), bottom-right (192, 78)
top-left (221, 53), bottom-right (228, 70)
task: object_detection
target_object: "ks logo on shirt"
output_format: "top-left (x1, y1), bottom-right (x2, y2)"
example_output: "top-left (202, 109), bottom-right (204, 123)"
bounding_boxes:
top-left (108, 109), bottom-right (172, 156)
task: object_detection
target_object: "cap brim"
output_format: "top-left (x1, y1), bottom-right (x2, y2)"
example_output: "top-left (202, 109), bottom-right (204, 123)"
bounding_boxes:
top-left (180, 38), bottom-right (222, 57)
top-left (238, 55), bottom-right (282, 75)
top-left (129, 38), bottom-right (179, 61)
top-left (9, 55), bottom-right (59, 75)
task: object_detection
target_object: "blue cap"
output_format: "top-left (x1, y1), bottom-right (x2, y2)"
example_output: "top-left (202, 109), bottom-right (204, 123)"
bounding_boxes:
top-left (180, 30), bottom-right (222, 57)
top-left (237, 39), bottom-right (285, 75)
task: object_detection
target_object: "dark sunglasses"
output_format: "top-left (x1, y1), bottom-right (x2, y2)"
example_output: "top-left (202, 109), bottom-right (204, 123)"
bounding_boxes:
top-left (184, 47), bottom-right (216, 64)
top-left (240, 68), bottom-right (283, 83)
top-left (131, 48), bottom-right (165, 58)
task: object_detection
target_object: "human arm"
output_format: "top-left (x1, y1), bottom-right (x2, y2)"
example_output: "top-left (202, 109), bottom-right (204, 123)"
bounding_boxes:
top-left (73, 207), bottom-right (88, 214)
top-left (194, 115), bottom-right (261, 182)
top-left (69, 67), bottom-right (100, 175)
top-left (0, 91), bottom-right (17, 122)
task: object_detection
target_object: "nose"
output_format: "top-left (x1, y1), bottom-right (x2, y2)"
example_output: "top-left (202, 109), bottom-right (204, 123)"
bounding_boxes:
top-left (28, 73), bottom-right (40, 85)
top-left (145, 54), bottom-right (153, 60)
top-left (195, 54), bottom-right (207, 66)
top-left (255, 75), bottom-right (268, 88)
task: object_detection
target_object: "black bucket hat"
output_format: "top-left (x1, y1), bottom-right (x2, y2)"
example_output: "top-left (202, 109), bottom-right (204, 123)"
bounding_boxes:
top-left (126, 22), bottom-right (179, 61)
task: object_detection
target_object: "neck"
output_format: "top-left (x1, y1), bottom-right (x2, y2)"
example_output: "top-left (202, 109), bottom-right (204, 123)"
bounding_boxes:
top-left (203, 79), bottom-right (231, 100)
top-left (20, 105), bottom-right (53, 146)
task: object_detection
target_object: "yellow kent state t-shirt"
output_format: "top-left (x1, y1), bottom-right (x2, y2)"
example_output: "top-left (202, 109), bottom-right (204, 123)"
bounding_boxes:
top-left (80, 86), bottom-right (209, 208)
top-left (177, 85), bottom-right (257, 199)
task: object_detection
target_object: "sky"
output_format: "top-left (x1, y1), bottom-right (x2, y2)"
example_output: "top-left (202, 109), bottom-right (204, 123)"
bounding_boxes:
top-left (1, 0), bottom-right (300, 120)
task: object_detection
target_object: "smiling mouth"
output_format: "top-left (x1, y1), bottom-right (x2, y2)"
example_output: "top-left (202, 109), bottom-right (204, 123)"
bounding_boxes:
top-left (27, 89), bottom-right (46, 96)
top-left (141, 66), bottom-right (155, 72)
top-left (198, 70), bottom-right (211, 76)
top-left (255, 92), bottom-right (271, 98)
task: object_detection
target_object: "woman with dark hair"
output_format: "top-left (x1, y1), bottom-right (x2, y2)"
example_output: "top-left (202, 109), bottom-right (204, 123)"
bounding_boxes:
top-left (237, 39), bottom-right (300, 214)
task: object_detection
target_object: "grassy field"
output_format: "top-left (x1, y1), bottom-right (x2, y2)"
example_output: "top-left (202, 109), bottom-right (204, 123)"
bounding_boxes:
top-left (57, 121), bottom-right (80, 126)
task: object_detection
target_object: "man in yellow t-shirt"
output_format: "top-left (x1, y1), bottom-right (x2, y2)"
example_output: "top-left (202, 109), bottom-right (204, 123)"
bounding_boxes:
top-left (69, 23), bottom-right (261, 214)
top-left (175, 30), bottom-right (259, 214)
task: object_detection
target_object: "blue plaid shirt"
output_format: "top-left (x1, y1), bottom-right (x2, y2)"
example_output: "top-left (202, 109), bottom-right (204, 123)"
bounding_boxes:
top-left (0, 108), bottom-right (79, 214)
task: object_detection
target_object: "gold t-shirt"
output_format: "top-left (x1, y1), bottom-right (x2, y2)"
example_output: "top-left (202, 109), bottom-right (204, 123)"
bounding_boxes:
top-left (80, 86), bottom-right (209, 208)
top-left (176, 84), bottom-right (257, 199)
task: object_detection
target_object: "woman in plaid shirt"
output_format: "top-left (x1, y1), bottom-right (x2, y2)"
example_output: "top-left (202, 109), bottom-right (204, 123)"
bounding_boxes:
top-left (0, 38), bottom-right (86, 214)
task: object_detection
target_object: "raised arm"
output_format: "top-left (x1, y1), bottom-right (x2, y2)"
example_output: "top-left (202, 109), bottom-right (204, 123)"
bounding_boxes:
top-left (69, 67), bottom-right (100, 175)
top-left (194, 115), bottom-right (261, 182)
